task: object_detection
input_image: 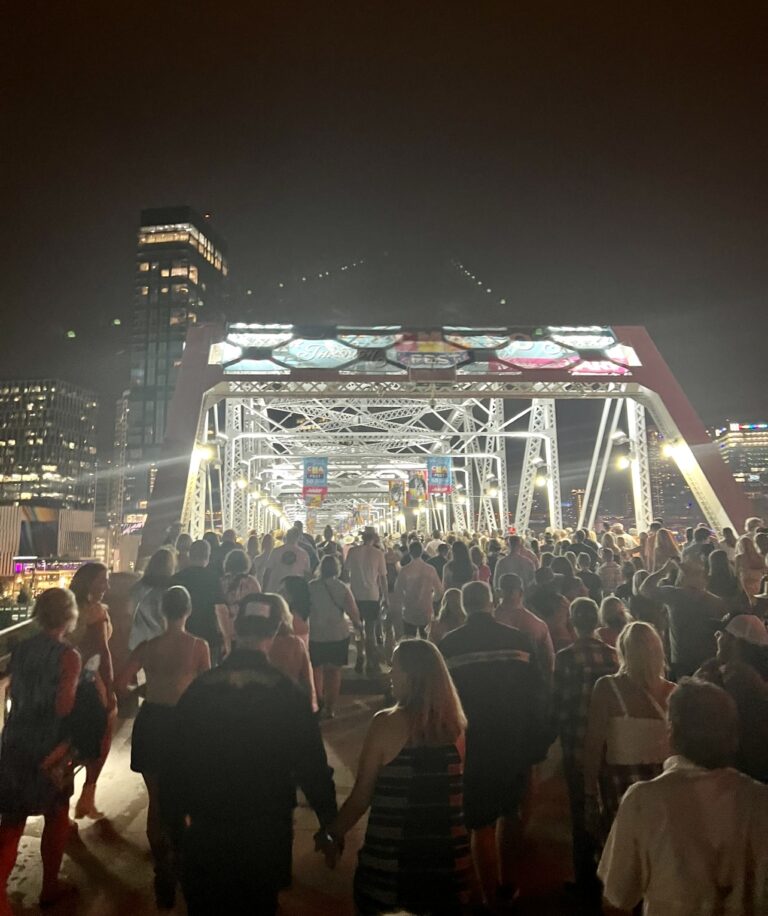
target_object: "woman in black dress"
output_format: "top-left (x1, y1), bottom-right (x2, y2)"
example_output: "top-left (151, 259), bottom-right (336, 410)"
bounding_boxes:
top-left (327, 638), bottom-right (472, 915)
top-left (0, 588), bottom-right (81, 910)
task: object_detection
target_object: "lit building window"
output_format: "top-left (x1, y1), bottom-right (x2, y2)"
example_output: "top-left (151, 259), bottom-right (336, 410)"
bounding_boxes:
top-left (139, 262), bottom-right (150, 272)
top-left (161, 268), bottom-right (170, 277)
top-left (140, 286), bottom-right (149, 296)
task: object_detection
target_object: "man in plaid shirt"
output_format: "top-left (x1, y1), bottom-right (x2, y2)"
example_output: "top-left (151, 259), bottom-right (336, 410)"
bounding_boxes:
top-left (553, 598), bottom-right (618, 898)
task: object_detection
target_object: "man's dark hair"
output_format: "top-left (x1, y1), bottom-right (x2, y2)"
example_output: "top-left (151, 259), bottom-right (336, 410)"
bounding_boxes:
top-left (650, 521), bottom-right (662, 532)
top-left (362, 528), bottom-right (376, 545)
top-left (535, 566), bottom-right (554, 585)
top-left (668, 678), bottom-right (738, 769)
top-left (507, 535), bottom-right (522, 551)
top-left (499, 573), bottom-right (523, 596)
top-left (189, 539), bottom-right (211, 564)
top-left (570, 597), bottom-right (599, 635)
top-left (574, 530), bottom-right (585, 542)
top-left (437, 543), bottom-right (449, 556)
top-left (694, 527), bottom-right (711, 543)
top-left (162, 586), bottom-right (192, 621)
top-left (409, 541), bottom-right (423, 559)
top-left (602, 547), bottom-right (615, 562)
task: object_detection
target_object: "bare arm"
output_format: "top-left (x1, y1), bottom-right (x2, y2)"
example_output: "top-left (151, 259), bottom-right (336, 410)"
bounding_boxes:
top-left (215, 604), bottom-right (233, 655)
top-left (196, 639), bottom-right (212, 674)
top-left (583, 677), bottom-right (612, 797)
top-left (56, 647), bottom-right (82, 718)
top-left (329, 714), bottom-right (388, 838)
top-left (639, 562), bottom-right (674, 600)
top-left (343, 587), bottom-right (362, 628)
top-left (114, 643), bottom-right (147, 698)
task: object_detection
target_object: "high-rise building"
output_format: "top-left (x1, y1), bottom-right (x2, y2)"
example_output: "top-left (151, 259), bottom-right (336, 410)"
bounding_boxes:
top-left (127, 206), bottom-right (228, 512)
top-left (0, 379), bottom-right (97, 507)
top-left (715, 422), bottom-right (768, 506)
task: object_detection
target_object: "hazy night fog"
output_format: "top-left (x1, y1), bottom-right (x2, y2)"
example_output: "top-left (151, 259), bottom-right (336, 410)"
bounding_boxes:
top-left (2, 3), bottom-right (767, 431)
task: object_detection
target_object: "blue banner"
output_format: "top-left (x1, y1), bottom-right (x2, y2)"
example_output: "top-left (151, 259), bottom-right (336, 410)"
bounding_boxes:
top-left (303, 457), bottom-right (328, 496)
top-left (427, 456), bottom-right (453, 494)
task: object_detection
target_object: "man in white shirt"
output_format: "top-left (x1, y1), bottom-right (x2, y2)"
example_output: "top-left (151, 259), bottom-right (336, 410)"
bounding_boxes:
top-left (393, 541), bottom-right (443, 637)
top-left (344, 527), bottom-right (388, 673)
top-left (262, 528), bottom-right (310, 592)
top-left (493, 535), bottom-right (536, 594)
top-left (598, 678), bottom-right (768, 916)
top-left (424, 530), bottom-right (444, 558)
top-left (597, 547), bottom-right (623, 595)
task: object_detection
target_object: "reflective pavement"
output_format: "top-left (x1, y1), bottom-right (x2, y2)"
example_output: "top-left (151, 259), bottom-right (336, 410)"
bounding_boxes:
top-left (6, 694), bottom-right (577, 914)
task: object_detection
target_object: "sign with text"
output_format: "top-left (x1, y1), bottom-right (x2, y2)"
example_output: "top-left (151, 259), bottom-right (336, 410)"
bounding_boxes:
top-left (302, 458), bottom-right (328, 500)
top-left (427, 456), bottom-right (453, 494)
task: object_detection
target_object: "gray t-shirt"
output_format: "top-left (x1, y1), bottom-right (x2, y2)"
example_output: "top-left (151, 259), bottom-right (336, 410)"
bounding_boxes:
top-left (308, 578), bottom-right (355, 643)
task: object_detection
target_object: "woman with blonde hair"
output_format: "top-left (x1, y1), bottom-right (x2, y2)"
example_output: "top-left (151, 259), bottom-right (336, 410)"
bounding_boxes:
top-left (596, 596), bottom-right (631, 648)
top-left (428, 588), bottom-right (465, 643)
top-left (326, 639), bottom-right (472, 914)
top-left (0, 589), bottom-right (81, 909)
top-left (735, 535), bottom-right (765, 605)
top-left (584, 621), bottom-right (674, 839)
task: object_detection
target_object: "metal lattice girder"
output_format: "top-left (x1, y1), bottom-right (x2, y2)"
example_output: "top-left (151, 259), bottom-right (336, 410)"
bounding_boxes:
top-left (515, 401), bottom-right (546, 533)
top-left (541, 401), bottom-right (563, 531)
top-left (626, 398), bottom-right (654, 532)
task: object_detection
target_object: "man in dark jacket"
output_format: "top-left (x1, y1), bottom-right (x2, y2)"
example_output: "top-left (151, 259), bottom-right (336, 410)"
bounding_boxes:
top-left (439, 581), bottom-right (550, 910)
top-left (167, 600), bottom-right (337, 915)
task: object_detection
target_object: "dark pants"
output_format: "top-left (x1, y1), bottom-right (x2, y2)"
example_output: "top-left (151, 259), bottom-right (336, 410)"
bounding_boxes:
top-left (564, 763), bottom-right (599, 891)
top-left (181, 822), bottom-right (285, 916)
top-left (403, 621), bottom-right (428, 638)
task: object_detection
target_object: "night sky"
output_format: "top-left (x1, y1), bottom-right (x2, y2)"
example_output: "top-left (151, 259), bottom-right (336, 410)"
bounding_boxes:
top-left (3, 4), bottom-right (767, 442)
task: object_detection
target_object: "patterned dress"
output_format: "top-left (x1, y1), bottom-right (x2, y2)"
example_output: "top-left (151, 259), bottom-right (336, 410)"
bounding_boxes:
top-left (0, 633), bottom-right (71, 815)
top-left (354, 744), bottom-right (472, 915)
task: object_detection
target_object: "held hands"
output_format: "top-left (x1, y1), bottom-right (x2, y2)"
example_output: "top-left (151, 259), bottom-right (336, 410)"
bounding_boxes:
top-left (314, 829), bottom-right (344, 869)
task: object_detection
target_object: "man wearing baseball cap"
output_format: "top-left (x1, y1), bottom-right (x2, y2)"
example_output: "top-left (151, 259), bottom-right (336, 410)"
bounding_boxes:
top-left (695, 612), bottom-right (768, 782)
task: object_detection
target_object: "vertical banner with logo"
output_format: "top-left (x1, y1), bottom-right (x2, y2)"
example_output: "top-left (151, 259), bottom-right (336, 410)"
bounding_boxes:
top-left (388, 479), bottom-right (405, 509)
top-left (303, 458), bottom-right (328, 504)
top-left (406, 470), bottom-right (428, 506)
top-left (427, 457), bottom-right (453, 495)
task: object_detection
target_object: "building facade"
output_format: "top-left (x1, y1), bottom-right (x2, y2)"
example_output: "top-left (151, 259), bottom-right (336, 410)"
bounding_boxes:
top-left (0, 379), bottom-right (98, 507)
top-left (127, 206), bottom-right (228, 512)
top-left (716, 422), bottom-right (768, 510)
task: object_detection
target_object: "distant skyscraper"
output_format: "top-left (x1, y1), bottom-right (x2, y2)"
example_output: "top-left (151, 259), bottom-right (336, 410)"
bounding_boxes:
top-left (715, 421), bottom-right (768, 507)
top-left (0, 379), bottom-right (97, 507)
top-left (127, 207), bottom-right (228, 512)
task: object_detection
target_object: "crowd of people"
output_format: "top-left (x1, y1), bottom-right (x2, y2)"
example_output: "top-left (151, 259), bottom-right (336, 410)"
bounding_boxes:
top-left (0, 514), bottom-right (767, 915)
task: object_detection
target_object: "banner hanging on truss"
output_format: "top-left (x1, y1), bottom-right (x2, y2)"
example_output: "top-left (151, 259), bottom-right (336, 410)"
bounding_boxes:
top-left (427, 457), bottom-right (453, 495)
top-left (303, 458), bottom-right (328, 502)
top-left (406, 470), bottom-right (428, 506)
top-left (388, 479), bottom-right (405, 509)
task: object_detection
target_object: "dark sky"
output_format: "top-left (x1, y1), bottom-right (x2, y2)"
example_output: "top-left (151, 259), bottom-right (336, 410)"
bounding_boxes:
top-left (2, 3), bottom-right (767, 439)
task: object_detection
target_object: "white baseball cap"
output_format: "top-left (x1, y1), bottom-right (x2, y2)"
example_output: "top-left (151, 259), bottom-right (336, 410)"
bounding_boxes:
top-left (724, 614), bottom-right (768, 647)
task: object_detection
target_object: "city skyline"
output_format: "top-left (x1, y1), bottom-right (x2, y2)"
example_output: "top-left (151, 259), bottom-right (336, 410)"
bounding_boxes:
top-left (2, 5), bottom-right (767, 429)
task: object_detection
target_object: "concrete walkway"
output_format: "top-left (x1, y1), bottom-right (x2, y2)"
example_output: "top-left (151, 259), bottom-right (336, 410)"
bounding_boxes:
top-left (6, 694), bottom-right (582, 914)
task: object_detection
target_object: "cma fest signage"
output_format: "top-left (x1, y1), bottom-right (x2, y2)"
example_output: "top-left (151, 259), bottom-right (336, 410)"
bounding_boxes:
top-left (303, 458), bottom-right (328, 505)
top-left (427, 457), bottom-right (453, 495)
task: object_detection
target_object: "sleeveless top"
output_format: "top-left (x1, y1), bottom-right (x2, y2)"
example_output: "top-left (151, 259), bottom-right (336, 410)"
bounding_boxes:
top-left (0, 633), bottom-right (71, 814)
top-left (605, 678), bottom-right (669, 766)
top-left (355, 743), bottom-right (472, 914)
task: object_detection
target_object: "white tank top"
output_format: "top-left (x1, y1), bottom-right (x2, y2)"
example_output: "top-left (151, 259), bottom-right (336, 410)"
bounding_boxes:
top-left (605, 678), bottom-right (669, 766)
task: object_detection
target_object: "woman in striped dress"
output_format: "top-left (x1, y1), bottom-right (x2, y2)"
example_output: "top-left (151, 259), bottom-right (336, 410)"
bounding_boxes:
top-left (327, 639), bottom-right (472, 915)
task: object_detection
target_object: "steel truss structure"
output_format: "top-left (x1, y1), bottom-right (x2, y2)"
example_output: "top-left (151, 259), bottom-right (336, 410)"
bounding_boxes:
top-left (140, 323), bottom-right (752, 554)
